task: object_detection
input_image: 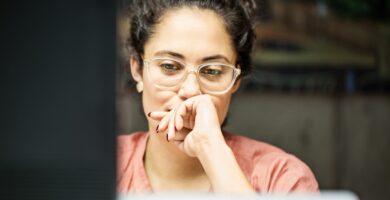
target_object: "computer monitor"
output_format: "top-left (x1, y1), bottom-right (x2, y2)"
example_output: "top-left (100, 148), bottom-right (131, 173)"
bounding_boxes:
top-left (1, 1), bottom-right (116, 199)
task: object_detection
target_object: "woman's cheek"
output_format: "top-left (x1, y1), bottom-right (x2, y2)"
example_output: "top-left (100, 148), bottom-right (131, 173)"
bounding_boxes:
top-left (143, 86), bottom-right (176, 112)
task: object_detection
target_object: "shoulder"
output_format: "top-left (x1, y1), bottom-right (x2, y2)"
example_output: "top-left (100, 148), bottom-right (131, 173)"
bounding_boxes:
top-left (223, 132), bottom-right (286, 172)
top-left (117, 132), bottom-right (148, 175)
top-left (117, 132), bottom-right (149, 192)
top-left (224, 132), bottom-right (319, 193)
top-left (224, 131), bottom-right (285, 162)
top-left (117, 132), bottom-right (148, 152)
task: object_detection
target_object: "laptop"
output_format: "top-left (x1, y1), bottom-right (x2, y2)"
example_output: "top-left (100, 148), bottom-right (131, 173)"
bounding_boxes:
top-left (118, 191), bottom-right (359, 200)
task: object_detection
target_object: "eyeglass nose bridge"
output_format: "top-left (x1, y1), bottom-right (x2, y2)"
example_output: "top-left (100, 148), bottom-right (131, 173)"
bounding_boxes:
top-left (180, 65), bottom-right (200, 81)
top-left (187, 65), bottom-right (198, 74)
top-left (180, 65), bottom-right (201, 83)
top-left (177, 65), bottom-right (203, 95)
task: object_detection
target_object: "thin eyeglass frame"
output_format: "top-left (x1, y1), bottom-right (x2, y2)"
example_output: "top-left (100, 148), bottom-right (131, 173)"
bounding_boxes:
top-left (143, 57), bottom-right (241, 95)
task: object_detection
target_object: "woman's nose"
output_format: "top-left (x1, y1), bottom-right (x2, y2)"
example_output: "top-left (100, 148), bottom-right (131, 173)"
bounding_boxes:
top-left (178, 73), bottom-right (202, 99)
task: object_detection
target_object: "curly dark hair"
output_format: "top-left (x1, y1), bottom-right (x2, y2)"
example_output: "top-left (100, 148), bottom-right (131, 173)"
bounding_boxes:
top-left (126, 0), bottom-right (257, 78)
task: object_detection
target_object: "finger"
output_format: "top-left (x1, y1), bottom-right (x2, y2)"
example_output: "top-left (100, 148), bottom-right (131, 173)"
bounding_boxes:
top-left (189, 95), bottom-right (220, 129)
top-left (167, 109), bottom-right (176, 141)
top-left (157, 111), bottom-right (171, 133)
top-left (182, 98), bottom-right (197, 129)
top-left (181, 115), bottom-right (192, 130)
top-left (190, 111), bottom-right (195, 129)
top-left (148, 111), bottom-right (168, 121)
top-left (175, 103), bottom-right (187, 131)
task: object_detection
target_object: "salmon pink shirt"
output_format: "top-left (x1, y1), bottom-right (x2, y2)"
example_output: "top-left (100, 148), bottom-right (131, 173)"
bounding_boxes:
top-left (117, 131), bottom-right (319, 193)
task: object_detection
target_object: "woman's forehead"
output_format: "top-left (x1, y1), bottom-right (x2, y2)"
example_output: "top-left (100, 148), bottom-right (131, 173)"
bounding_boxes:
top-left (144, 7), bottom-right (236, 63)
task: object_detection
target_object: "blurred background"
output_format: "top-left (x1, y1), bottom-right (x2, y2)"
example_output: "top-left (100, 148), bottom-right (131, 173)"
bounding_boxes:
top-left (117, 0), bottom-right (390, 199)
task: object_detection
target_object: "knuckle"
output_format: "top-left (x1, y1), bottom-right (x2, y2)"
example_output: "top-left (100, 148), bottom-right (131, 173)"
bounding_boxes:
top-left (200, 94), bottom-right (211, 101)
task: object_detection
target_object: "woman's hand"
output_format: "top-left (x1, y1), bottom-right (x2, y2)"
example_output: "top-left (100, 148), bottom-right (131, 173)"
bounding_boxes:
top-left (149, 95), bottom-right (226, 157)
top-left (149, 94), bottom-right (255, 193)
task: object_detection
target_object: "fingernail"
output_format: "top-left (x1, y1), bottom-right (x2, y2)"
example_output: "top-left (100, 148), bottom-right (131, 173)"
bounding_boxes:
top-left (166, 134), bottom-right (169, 142)
top-left (174, 126), bottom-right (177, 132)
top-left (156, 125), bottom-right (159, 133)
top-left (147, 112), bottom-right (151, 117)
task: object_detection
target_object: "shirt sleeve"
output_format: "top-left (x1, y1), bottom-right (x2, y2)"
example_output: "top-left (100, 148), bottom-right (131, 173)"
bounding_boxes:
top-left (250, 152), bottom-right (319, 193)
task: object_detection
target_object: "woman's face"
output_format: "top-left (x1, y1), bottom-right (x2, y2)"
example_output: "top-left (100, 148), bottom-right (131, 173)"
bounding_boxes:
top-left (131, 7), bottom-right (240, 132)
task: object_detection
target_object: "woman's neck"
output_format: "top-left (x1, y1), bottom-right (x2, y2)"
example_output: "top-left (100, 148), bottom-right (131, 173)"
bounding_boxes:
top-left (144, 131), bottom-right (210, 191)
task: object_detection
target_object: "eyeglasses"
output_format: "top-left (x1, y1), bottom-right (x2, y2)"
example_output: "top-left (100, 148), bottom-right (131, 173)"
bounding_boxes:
top-left (143, 57), bottom-right (241, 95)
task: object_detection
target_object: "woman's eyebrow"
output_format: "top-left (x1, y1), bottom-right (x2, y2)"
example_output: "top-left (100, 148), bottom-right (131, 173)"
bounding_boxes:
top-left (202, 55), bottom-right (230, 63)
top-left (154, 51), bottom-right (231, 63)
top-left (154, 51), bottom-right (185, 59)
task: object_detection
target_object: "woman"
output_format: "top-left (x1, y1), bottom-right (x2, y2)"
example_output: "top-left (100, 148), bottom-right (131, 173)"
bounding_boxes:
top-left (117, 0), bottom-right (318, 193)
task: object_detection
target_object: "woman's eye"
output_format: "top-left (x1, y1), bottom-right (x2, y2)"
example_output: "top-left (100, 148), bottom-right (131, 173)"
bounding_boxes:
top-left (160, 63), bottom-right (177, 70)
top-left (201, 68), bottom-right (222, 76)
top-left (160, 63), bottom-right (180, 71)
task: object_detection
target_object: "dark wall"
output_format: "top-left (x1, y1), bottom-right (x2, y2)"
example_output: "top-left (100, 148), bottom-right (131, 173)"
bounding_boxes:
top-left (1, 1), bottom-right (116, 199)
